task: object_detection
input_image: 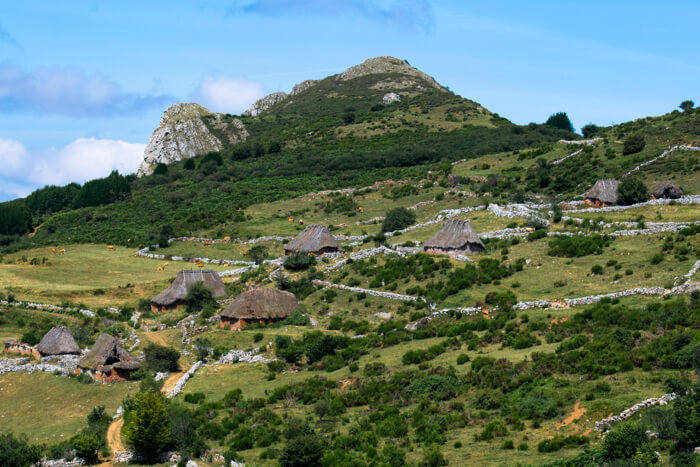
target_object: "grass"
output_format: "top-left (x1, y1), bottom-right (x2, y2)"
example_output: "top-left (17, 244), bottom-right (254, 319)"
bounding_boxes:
top-left (0, 244), bottom-right (231, 307)
top-left (0, 372), bottom-right (137, 443)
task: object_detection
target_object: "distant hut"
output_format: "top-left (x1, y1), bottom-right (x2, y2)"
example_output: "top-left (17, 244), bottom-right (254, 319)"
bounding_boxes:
top-left (585, 179), bottom-right (620, 206)
top-left (651, 181), bottom-right (683, 199)
top-left (37, 326), bottom-right (81, 356)
top-left (77, 333), bottom-right (140, 383)
top-left (284, 225), bottom-right (340, 255)
top-left (3, 338), bottom-right (40, 359)
top-left (150, 269), bottom-right (227, 312)
top-left (424, 220), bottom-right (485, 255)
top-left (220, 288), bottom-right (298, 330)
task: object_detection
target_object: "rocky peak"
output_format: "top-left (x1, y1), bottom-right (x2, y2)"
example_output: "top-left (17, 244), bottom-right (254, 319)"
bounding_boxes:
top-left (243, 92), bottom-right (289, 117)
top-left (137, 103), bottom-right (246, 177)
top-left (337, 56), bottom-right (446, 90)
top-left (290, 79), bottom-right (318, 95)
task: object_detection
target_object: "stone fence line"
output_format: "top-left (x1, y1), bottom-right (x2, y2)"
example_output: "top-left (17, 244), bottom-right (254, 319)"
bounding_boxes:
top-left (622, 145), bottom-right (700, 177)
top-left (594, 393), bottom-right (678, 432)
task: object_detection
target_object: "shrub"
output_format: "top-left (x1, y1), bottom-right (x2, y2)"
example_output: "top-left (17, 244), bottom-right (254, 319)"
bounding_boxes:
top-left (650, 253), bottom-right (663, 265)
top-left (153, 163), bottom-right (168, 175)
top-left (537, 435), bottom-right (588, 453)
top-left (501, 440), bottom-right (514, 449)
top-left (476, 420), bottom-right (508, 441)
top-left (617, 177), bottom-right (648, 205)
top-left (591, 264), bottom-right (603, 275)
top-left (0, 432), bottom-right (42, 467)
top-left (20, 329), bottom-right (40, 346)
top-left (456, 354), bottom-right (470, 365)
top-left (527, 229), bottom-right (546, 241)
top-left (184, 392), bottom-right (206, 404)
top-left (601, 423), bottom-right (647, 460)
top-left (623, 134), bottom-right (646, 155)
top-left (284, 253), bottom-right (315, 271)
top-left (144, 343), bottom-right (180, 372)
top-left (183, 158), bottom-right (195, 170)
top-left (407, 375), bottom-right (459, 400)
top-left (545, 112), bottom-right (574, 132)
top-left (280, 435), bottom-right (325, 467)
top-left (253, 332), bottom-right (264, 343)
top-left (547, 234), bottom-right (612, 257)
top-left (184, 281), bottom-right (215, 313)
top-left (382, 207), bottom-right (416, 233)
top-left (71, 432), bottom-right (101, 463)
top-left (581, 124), bottom-right (601, 138)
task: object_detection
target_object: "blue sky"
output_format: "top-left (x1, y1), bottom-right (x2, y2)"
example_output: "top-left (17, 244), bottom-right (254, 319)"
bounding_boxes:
top-left (1, 0), bottom-right (698, 201)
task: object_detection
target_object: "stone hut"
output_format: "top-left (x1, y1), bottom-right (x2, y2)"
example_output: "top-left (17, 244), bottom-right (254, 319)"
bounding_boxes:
top-left (220, 288), bottom-right (298, 330)
top-left (151, 269), bottom-right (227, 312)
top-left (3, 338), bottom-right (40, 359)
top-left (77, 333), bottom-right (140, 383)
top-left (585, 179), bottom-right (620, 206)
top-left (37, 326), bottom-right (81, 356)
top-left (284, 225), bottom-right (340, 255)
top-left (650, 181), bottom-right (683, 199)
top-left (424, 220), bottom-right (485, 255)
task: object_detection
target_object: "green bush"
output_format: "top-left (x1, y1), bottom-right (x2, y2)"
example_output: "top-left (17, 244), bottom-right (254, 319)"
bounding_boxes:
top-left (547, 234), bottom-right (612, 257)
top-left (71, 432), bottom-right (101, 463)
top-left (144, 343), bottom-right (180, 372)
top-left (284, 253), bottom-right (315, 271)
top-left (475, 420), bottom-right (508, 441)
top-left (617, 177), bottom-right (648, 205)
top-left (601, 423), bottom-right (647, 460)
top-left (456, 354), bottom-right (470, 365)
top-left (382, 207), bottom-right (416, 233)
top-left (0, 432), bottom-right (42, 467)
top-left (184, 281), bottom-right (216, 313)
top-left (623, 134), bottom-right (646, 155)
top-left (280, 435), bottom-right (325, 467)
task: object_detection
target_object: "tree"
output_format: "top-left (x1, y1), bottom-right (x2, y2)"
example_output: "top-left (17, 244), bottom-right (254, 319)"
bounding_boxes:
top-left (617, 177), bottom-right (648, 205)
top-left (123, 391), bottom-right (173, 461)
top-left (153, 163), bottom-right (168, 175)
top-left (623, 133), bottom-right (645, 155)
top-left (246, 245), bottom-right (268, 264)
top-left (601, 422), bottom-right (647, 460)
top-left (581, 123), bottom-right (601, 138)
top-left (0, 201), bottom-right (32, 236)
top-left (144, 343), bottom-right (180, 372)
top-left (382, 207), bottom-right (416, 233)
top-left (183, 158), bottom-right (195, 170)
top-left (0, 432), bottom-right (42, 467)
top-left (280, 435), bottom-right (325, 467)
top-left (71, 432), bottom-right (101, 464)
top-left (679, 100), bottom-right (694, 112)
top-left (545, 112), bottom-right (574, 132)
top-left (184, 281), bottom-right (215, 313)
top-left (158, 224), bottom-right (174, 248)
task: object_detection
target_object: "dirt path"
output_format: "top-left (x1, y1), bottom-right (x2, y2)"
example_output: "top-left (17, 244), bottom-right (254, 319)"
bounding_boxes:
top-left (557, 400), bottom-right (586, 429)
top-left (161, 371), bottom-right (184, 396)
top-left (141, 331), bottom-right (169, 346)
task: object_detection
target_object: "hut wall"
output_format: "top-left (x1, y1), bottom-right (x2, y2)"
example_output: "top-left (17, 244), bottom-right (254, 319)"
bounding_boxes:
top-left (4, 342), bottom-right (41, 359)
top-left (151, 301), bottom-right (183, 313)
top-left (220, 317), bottom-right (278, 330)
top-left (78, 367), bottom-right (131, 383)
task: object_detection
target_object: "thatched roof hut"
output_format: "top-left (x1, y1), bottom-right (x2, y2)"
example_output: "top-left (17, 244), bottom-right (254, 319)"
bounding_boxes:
top-left (585, 179), bottom-right (619, 205)
top-left (424, 220), bottom-right (485, 253)
top-left (651, 181), bottom-right (683, 199)
top-left (284, 225), bottom-right (339, 255)
top-left (37, 326), bottom-right (81, 356)
top-left (151, 269), bottom-right (226, 309)
top-left (78, 334), bottom-right (140, 380)
top-left (220, 288), bottom-right (298, 329)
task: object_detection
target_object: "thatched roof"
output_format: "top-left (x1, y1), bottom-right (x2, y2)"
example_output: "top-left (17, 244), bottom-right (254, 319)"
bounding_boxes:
top-left (221, 288), bottom-right (298, 320)
top-left (151, 269), bottom-right (227, 306)
top-left (651, 181), bottom-right (683, 199)
top-left (284, 225), bottom-right (339, 254)
top-left (585, 179), bottom-right (619, 204)
top-left (424, 220), bottom-right (485, 251)
top-left (37, 326), bottom-right (81, 356)
top-left (78, 333), bottom-right (140, 371)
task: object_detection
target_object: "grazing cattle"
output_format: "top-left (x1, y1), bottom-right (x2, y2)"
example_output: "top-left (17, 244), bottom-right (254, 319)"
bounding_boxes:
top-left (204, 241), bottom-right (212, 246)
top-left (59, 248), bottom-right (66, 254)
top-left (298, 219), bottom-right (304, 225)
top-left (156, 266), bottom-right (164, 271)
top-left (288, 217), bottom-right (294, 222)
top-left (108, 245), bottom-right (115, 250)
top-left (51, 248), bottom-right (56, 253)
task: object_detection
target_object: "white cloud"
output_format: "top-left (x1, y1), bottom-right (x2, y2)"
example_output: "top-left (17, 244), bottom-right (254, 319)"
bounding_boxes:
top-left (0, 137), bottom-right (145, 199)
top-left (193, 76), bottom-right (265, 114)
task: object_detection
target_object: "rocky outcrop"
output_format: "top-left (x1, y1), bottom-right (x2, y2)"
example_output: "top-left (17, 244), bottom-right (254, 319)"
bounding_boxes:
top-left (338, 56), bottom-right (446, 90)
top-left (243, 91), bottom-right (288, 117)
top-left (291, 79), bottom-right (318, 95)
top-left (382, 92), bottom-right (401, 105)
top-left (137, 103), bottom-right (246, 176)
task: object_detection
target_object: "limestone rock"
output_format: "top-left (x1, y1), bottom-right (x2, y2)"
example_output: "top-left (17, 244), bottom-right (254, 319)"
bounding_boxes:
top-left (137, 103), bottom-right (229, 177)
top-left (243, 92), bottom-right (288, 117)
top-left (338, 56), bottom-right (446, 90)
top-left (382, 92), bottom-right (401, 105)
top-left (291, 79), bottom-right (318, 95)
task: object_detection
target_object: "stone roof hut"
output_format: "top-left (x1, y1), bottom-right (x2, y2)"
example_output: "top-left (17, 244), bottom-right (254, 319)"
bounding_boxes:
top-left (151, 269), bottom-right (226, 311)
top-left (424, 220), bottom-right (485, 254)
top-left (77, 333), bottom-right (140, 382)
top-left (284, 225), bottom-right (339, 255)
top-left (37, 326), bottom-right (81, 356)
top-left (585, 179), bottom-right (620, 205)
top-left (650, 181), bottom-right (683, 199)
top-left (220, 288), bottom-right (298, 330)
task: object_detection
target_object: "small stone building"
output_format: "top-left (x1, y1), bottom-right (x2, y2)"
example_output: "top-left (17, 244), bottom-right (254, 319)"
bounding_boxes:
top-left (3, 338), bottom-right (40, 359)
top-left (37, 326), bottom-right (81, 356)
top-left (284, 225), bottom-right (340, 255)
top-left (424, 219), bottom-right (485, 255)
top-left (585, 179), bottom-right (620, 206)
top-left (650, 181), bottom-right (683, 199)
top-left (77, 333), bottom-right (141, 383)
top-left (220, 288), bottom-right (298, 330)
top-left (151, 269), bottom-right (227, 312)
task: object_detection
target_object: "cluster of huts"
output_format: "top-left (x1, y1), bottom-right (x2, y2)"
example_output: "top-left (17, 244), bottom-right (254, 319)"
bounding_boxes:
top-left (585, 179), bottom-right (683, 206)
top-left (3, 326), bottom-right (141, 382)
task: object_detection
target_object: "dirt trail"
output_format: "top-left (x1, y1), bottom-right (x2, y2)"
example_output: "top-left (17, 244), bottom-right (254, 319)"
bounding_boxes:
top-left (142, 331), bottom-right (168, 346)
top-left (161, 371), bottom-right (184, 396)
top-left (557, 400), bottom-right (586, 429)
